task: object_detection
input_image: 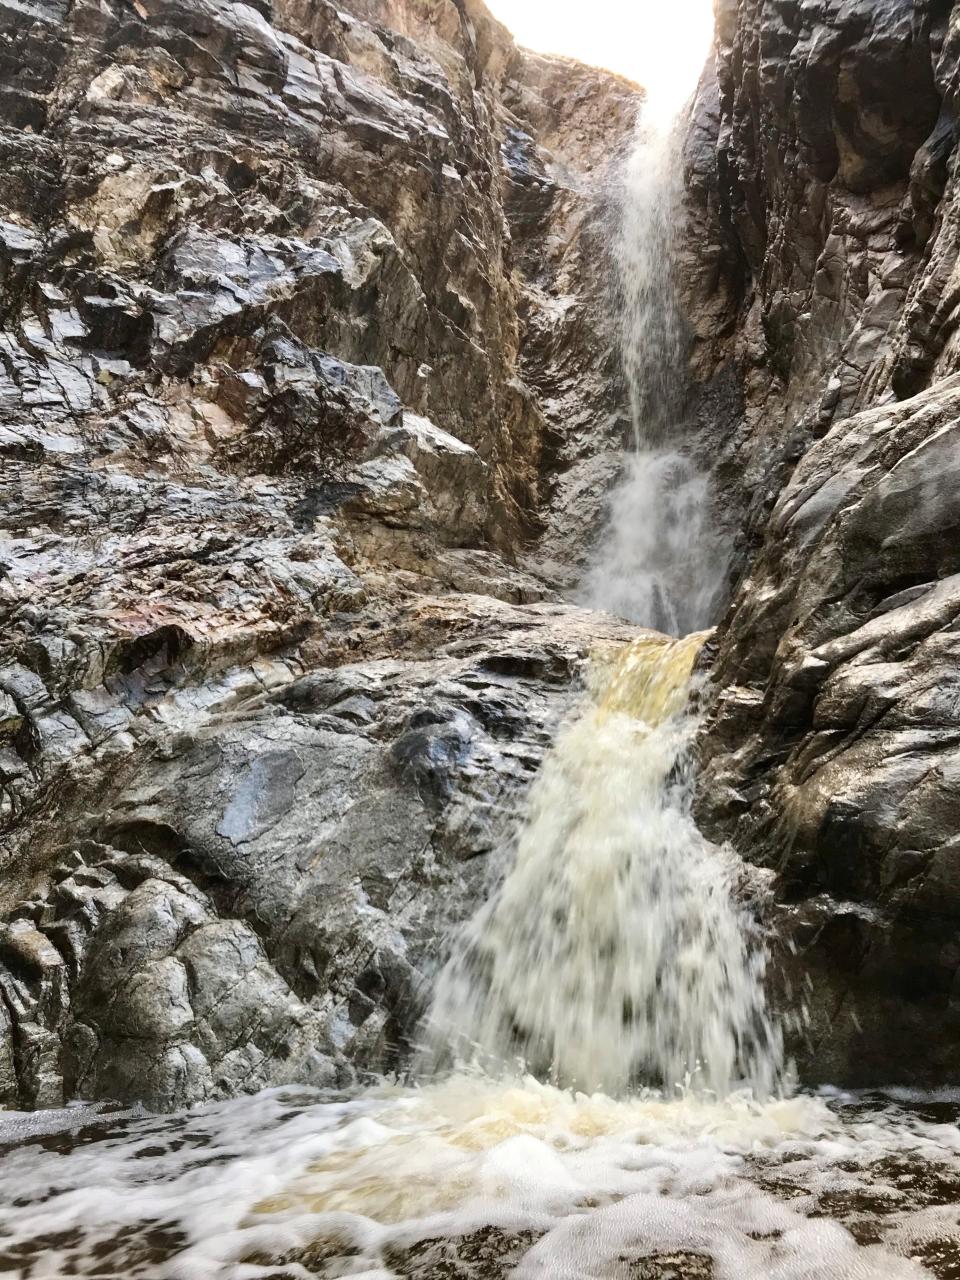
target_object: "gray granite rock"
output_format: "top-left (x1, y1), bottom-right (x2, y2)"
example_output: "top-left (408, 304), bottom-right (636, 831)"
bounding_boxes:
top-left (0, 598), bottom-right (636, 1109)
top-left (685, 0), bottom-right (960, 1084)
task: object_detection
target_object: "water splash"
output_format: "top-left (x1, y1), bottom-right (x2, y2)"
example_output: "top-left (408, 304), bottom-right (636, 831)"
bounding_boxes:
top-left (0, 1080), bottom-right (952, 1279)
top-left (423, 635), bottom-right (783, 1098)
top-left (578, 450), bottom-right (727, 636)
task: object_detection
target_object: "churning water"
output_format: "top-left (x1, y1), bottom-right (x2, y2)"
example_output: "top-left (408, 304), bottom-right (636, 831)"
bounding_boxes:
top-left (4, 1082), bottom-right (960, 1278)
top-left (423, 634), bottom-right (782, 1099)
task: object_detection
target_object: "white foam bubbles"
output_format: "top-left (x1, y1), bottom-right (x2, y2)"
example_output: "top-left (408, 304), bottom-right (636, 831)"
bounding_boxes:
top-left (1, 1080), bottom-right (957, 1277)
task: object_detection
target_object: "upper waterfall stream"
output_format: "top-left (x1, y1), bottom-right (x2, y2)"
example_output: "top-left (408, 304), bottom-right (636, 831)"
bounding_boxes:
top-left (579, 87), bottom-right (730, 635)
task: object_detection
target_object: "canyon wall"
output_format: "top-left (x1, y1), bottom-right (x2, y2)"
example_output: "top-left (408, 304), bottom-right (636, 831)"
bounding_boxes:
top-left (688, 0), bottom-right (960, 1083)
top-left (0, 0), bottom-right (639, 1109)
top-left (7, 0), bottom-right (957, 1108)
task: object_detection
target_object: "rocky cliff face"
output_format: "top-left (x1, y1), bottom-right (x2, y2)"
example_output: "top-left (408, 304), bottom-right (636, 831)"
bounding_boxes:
top-left (11, 0), bottom-right (955, 1111)
top-left (0, 0), bottom-right (640, 1109)
top-left (686, 0), bottom-right (960, 1084)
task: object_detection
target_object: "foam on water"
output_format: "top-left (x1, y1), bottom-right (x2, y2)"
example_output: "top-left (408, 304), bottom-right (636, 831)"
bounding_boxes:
top-left (2, 1080), bottom-right (960, 1278)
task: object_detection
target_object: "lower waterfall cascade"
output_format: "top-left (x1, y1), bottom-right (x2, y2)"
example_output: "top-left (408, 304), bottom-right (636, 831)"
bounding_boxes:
top-left (2, 628), bottom-right (956, 1278)
top-left (423, 633), bottom-right (784, 1099)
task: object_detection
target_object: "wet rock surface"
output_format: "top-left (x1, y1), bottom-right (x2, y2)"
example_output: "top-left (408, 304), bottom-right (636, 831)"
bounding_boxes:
top-left (502, 52), bottom-right (640, 586)
top-left (0, 0), bottom-right (640, 1108)
top-left (12, 0), bottom-right (960, 1110)
top-left (686, 0), bottom-right (960, 1081)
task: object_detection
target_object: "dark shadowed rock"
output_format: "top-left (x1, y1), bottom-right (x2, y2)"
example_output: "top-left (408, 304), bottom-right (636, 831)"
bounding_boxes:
top-left (684, 0), bottom-right (960, 1083)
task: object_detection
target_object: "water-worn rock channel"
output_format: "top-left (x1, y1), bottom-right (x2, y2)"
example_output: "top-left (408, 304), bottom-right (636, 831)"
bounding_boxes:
top-left (4, 0), bottom-right (960, 1276)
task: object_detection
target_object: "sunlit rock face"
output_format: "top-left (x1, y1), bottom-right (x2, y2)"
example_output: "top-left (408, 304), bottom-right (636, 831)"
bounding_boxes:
top-left (0, 0), bottom-right (639, 1108)
top-left (685, 0), bottom-right (960, 1083)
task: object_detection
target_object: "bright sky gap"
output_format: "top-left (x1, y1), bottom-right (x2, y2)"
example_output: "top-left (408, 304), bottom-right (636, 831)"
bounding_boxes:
top-left (484, 0), bottom-right (716, 99)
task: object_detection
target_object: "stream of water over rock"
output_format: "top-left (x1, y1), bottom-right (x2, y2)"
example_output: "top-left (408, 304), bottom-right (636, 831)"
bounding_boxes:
top-left (422, 634), bottom-right (782, 1099)
top-left (578, 80), bottom-right (729, 636)
top-left (3, 27), bottom-right (960, 1280)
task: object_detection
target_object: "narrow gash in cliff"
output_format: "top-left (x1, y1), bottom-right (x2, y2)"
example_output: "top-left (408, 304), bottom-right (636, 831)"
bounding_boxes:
top-left (422, 38), bottom-right (783, 1097)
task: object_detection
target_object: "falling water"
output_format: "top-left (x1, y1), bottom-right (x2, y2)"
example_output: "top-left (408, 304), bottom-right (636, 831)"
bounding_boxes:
top-left (578, 77), bottom-right (730, 634)
top-left (580, 451), bottom-right (722, 635)
top-left (424, 634), bottom-right (784, 1098)
top-left (421, 36), bottom-right (777, 1101)
top-left (616, 88), bottom-right (687, 447)
top-left (423, 65), bottom-right (780, 1088)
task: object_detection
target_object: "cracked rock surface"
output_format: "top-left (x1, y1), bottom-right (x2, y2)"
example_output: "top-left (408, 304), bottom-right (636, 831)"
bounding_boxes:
top-left (1, 598), bottom-right (635, 1110)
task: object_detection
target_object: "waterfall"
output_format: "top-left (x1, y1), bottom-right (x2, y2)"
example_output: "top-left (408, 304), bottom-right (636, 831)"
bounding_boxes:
top-left (421, 19), bottom-right (781, 1103)
top-left (423, 634), bottom-right (783, 1097)
top-left (578, 451), bottom-right (721, 637)
top-left (617, 88), bottom-right (687, 448)
top-left (422, 37), bottom-right (780, 1099)
top-left (578, 81), bottom-right (730, 635)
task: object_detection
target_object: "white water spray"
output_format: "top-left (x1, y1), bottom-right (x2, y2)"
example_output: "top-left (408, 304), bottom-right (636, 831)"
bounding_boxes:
top-left (580, 450), bottom-right (725, 636)
top-left (424, 635), bottom-right (783, 1098)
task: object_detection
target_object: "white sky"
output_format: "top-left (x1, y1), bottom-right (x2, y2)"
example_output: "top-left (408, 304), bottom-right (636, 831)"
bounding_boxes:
top-left (485, 0), bottom-right (715, 101)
